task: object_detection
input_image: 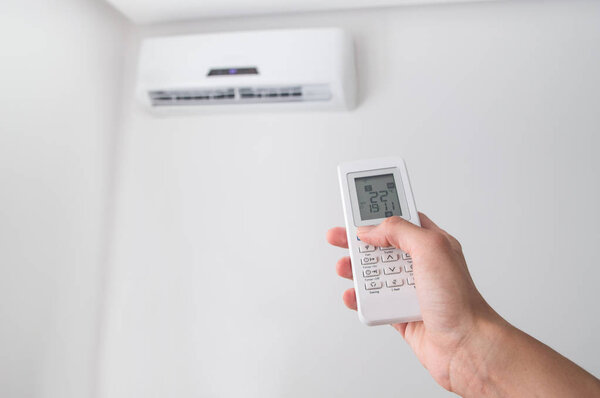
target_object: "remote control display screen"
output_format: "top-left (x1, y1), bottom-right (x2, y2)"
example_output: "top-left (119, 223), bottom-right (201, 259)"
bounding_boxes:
top-left (355, 174), bottom-right (402, 220)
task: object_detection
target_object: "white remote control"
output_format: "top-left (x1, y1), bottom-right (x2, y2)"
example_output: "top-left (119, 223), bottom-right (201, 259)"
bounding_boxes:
top-left (338, 158), bottom-right (422, 326)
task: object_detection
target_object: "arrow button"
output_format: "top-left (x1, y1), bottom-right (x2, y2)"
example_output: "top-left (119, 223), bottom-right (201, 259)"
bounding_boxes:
top-left (382, 253), bottom-right (399, 263)
top-left (384, 266), bottom-right (402, 275)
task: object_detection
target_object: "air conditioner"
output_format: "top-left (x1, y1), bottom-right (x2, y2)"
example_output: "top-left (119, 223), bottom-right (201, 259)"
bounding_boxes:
top-left (135, 28), bottom-right (357, 114)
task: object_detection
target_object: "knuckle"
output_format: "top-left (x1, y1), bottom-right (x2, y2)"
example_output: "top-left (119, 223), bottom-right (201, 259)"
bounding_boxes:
top-left (427, 231), bottom-right (451, 249)
top-left (383, 216), bottom-right (403, 228)
top-left (450, 236), bottom-right (463, 250)
top-left (382, 216), bottom-right (396, 226)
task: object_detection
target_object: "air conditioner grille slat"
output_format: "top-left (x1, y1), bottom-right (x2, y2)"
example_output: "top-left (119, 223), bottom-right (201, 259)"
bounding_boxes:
top-left (148, 84), bottom-right (330, 107)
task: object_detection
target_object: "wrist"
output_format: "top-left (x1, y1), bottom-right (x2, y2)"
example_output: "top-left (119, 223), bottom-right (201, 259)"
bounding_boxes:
top-left (448, 310), bottom-right (515, 397)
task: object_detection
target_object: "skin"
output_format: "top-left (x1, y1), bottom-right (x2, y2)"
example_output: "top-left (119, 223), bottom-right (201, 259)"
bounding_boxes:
top-left (327, 214), bottom-right (600, 397)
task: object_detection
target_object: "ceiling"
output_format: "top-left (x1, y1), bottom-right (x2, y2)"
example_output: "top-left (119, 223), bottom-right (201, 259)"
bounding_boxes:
top-left (105, 0), bottom-right (497, 24)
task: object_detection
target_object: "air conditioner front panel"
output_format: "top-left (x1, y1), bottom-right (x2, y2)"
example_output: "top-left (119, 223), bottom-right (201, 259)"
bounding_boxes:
top-left (136, 28), bottom-right (356, 113)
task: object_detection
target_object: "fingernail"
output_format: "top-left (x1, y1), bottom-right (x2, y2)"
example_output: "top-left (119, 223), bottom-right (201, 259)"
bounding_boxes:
top-left (357, 226), bottom-right (375, 236)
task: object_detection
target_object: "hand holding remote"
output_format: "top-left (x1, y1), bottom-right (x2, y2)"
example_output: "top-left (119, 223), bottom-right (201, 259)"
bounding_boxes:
top-left (327, 214), bottom-right (600, 397)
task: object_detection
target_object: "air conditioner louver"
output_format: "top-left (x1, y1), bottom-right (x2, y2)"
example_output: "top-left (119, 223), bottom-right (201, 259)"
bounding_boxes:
top-left (149, 85), bottom-right (331, 107)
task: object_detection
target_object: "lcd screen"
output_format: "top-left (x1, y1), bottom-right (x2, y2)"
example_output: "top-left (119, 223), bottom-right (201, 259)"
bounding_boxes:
top-left (355, 174), bottom-right (402, 220)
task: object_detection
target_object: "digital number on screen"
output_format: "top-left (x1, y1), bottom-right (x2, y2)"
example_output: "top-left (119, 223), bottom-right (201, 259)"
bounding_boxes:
top-left (354, 174), bottom-right (402, 221)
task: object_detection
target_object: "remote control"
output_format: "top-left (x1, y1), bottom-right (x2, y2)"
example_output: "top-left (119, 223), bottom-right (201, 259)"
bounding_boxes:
top-left (337, 158), bottom-right (422, 326)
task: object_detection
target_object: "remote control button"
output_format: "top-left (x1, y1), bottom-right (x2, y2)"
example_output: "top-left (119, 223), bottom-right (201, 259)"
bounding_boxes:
top-left (362, 268), bottom-right (380, 277)
top-left (407, 275), bottom-right (415, 285)
top-left (383, 265), bottom-right (402, 275)
top-left (359, 244), bottom-right (376, 253)
top-left (379, 246), bottom-right (394, 250)
top-left (382, 253), bottom-right (399, 263)
top-left (365, 281), bottom-right (382, 290)
top-left (386, 278), bottom-right (404, 288)
top-left (361, 256), bottom-right (378, 265)
top-left (405, 263), bottom-right (413, 272)
top-left (401, 252), bottom-right (412, 260)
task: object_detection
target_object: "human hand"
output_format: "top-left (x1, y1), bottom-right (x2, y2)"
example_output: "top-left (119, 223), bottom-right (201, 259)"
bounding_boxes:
top-left (327, 213), bottom-right (503, 393)
top-left (328, 213), bottom-right (600, 396)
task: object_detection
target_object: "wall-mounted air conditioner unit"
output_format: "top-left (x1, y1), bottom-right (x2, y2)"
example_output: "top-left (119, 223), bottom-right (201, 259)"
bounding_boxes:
top-left (136, 28), bottom-right (357, 114)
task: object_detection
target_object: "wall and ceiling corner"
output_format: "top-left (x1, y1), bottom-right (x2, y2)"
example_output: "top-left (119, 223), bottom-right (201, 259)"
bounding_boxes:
top-left (104, 0), bottom-right (501, 24)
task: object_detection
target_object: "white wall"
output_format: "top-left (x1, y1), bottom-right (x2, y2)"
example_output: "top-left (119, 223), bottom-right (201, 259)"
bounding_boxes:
top-left (101, 0), bottom-right (600, 397)
top-left (0, 1), bottom-right (129, 397)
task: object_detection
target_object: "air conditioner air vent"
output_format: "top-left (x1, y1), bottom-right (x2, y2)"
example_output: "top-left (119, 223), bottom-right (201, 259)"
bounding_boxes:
top-left (149, 88), bottom-right (237, 106)
top-left (148, 85), bottom-right (331, 107)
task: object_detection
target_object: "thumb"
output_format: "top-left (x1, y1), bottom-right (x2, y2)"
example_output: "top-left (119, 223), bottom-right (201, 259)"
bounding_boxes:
top-left (357, 216), bottom-right (426, 254)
